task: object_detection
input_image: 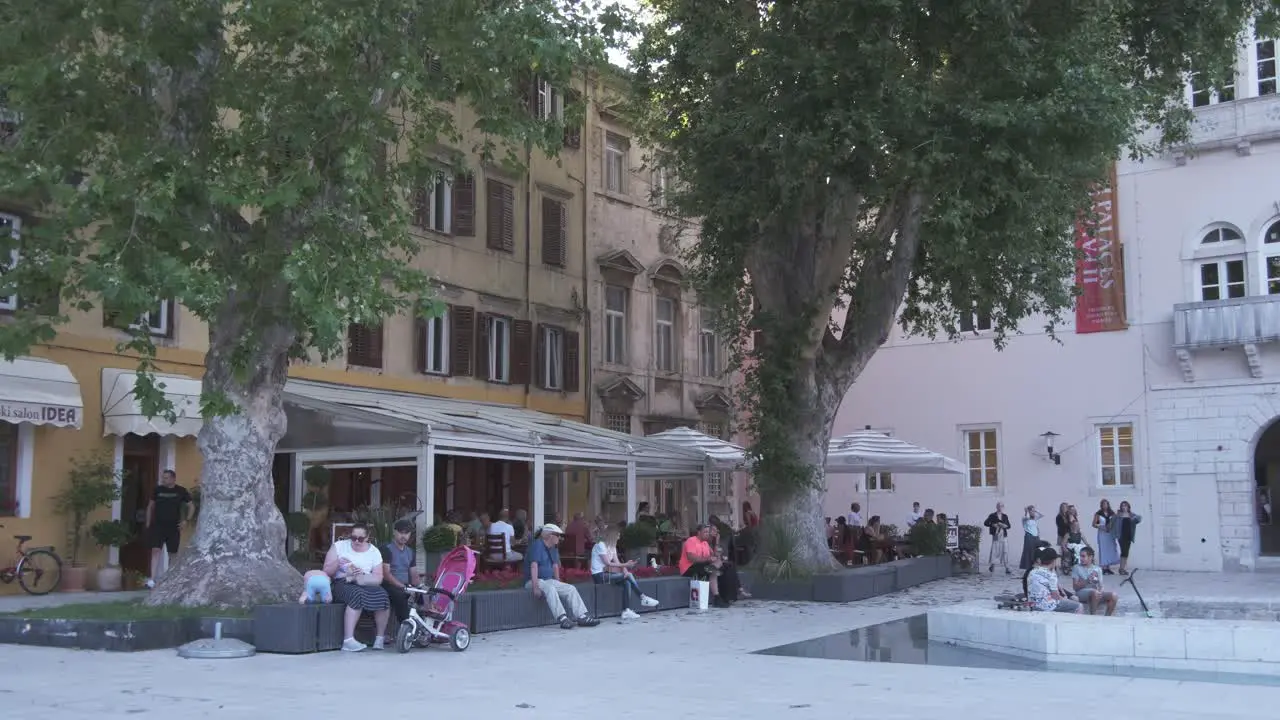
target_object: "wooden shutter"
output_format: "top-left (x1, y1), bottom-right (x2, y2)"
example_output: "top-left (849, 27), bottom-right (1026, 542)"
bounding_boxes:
top-left (414, 316), bottom-right (428, 373)
top-left (347, 323), bottom-right (383, 368)
top-left (534, 324), bottom-right (547, 390)
top-left (563, 89), bottom-right (581, 149)
top-left (452, 173), bottom-right (475, 237)
top-left (486, 179), bottom-right (514, 252)
top-left (540, 197), bottom-right (565, 267)
top-left (449, 305), bottom-right (474, 377)
top-left (564, 330), bottom-right (580, 393)
top-left (517, 73), bottom-right (537, 117)
top-left (512, 319), bottom-right (533, 386)
top-left (474, 312), bottom-right (491, 379)
top-left (411, 187), bottom-right (430, 228)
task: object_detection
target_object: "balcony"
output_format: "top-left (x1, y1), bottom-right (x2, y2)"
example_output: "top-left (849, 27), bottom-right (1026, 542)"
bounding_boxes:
top-left (1171, 295), bottom-right (1280, 381)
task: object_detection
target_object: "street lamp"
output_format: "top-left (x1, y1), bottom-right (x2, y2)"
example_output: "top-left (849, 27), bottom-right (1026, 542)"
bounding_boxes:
top-left (1040, 431), bottom-right (1061, 465)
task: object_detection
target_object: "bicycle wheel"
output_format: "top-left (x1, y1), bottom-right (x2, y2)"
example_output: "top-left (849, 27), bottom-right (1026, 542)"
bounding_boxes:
top-left (17, 549), bottom-right (63, 595)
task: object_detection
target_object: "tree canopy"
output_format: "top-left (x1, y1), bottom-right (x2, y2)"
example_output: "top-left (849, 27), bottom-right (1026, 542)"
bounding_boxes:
top-left (0, 0), bottom-right (620, 605)
top-left (631, 0), bottom-right (1275, 565)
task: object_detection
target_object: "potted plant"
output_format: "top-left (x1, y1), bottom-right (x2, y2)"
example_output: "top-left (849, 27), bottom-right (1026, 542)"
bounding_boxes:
top-left (89, 519), bottom-right (133, 591)
top-left (52, 452), bottom-right (122, 592)
top-left (905, 519), bottom-right (947, 557)
top-left (619, 521), bottom-right (657, 565)
top-left (953, 524), bottom-right (982, 574)
top-left (422, 524), bottom-right (458, 577)
top-left (286, 465), bottom-right (330, 566)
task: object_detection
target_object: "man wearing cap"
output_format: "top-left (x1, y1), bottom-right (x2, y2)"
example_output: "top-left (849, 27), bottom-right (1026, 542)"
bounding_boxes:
top-left (526, 523), bottom-right (600, 629)
top-left (1026, 546), bottom-right (1082, 613)
top-left (381, 519), bottom-right (422, 631)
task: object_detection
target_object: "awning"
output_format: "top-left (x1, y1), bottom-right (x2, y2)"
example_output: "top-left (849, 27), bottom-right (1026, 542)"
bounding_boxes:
top-left (101, 368), bottom-right (203, 438)
top-left (644, 426), bottom-right (747, 470)
top-left (825, 428), bottom-right (966, 475)
top-left (0, 357), bottom-right (84, 428)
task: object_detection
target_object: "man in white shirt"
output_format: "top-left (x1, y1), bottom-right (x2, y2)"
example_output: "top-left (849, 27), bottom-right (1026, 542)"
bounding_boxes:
top-left (488, 509), bottom-right (523, 561)
top-left (847, 502), bottom-right (865, 528)
top-left (906, 502), bottom-right (922, 528)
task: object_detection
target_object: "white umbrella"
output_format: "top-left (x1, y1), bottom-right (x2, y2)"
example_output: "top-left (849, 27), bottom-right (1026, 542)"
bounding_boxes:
top-left (645, 426), bottom-right (746, 469)
top-left (825, 427), bottom-right (966, 519)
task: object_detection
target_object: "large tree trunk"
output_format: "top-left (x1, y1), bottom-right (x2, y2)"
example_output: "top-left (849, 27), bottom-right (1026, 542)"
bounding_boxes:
top-left (146, 298), bottom-right (301, 608)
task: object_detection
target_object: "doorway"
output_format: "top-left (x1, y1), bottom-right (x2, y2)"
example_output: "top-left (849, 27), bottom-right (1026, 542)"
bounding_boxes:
top-left (119, 435), bottom-right (161, 576)
top-left (1252, 420), bottom-right (1280, 556)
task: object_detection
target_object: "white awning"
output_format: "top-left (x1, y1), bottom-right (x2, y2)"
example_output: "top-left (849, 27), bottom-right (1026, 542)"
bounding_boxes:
top-left (826, 428), bottom-right (966, 475)
top-left (101, 368), bottom-right (203, 438)
top-left (644, 426), bottom-right (747, 470)
top-left (0, 357), bottom-right (83, 428)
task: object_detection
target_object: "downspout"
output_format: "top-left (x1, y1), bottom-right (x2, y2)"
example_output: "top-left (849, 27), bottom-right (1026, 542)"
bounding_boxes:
top-left (581, 69), bottom-right (593, 426)
top-left (523, 138), bottom-right (533, 410)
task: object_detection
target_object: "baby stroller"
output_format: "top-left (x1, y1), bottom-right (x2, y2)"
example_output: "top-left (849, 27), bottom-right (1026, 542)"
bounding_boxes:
top-left (395, 545), bottom-right (476, 653)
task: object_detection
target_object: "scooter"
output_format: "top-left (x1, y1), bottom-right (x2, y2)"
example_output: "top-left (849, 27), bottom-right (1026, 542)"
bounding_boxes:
top-left (1120, 568), bottom-right (1153, 617)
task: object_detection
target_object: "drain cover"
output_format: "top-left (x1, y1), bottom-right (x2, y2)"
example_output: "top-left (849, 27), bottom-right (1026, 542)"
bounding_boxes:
top-left (177, 622), bottom-right (256, 659)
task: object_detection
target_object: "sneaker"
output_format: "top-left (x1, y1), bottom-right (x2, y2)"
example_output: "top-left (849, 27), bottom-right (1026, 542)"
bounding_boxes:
top-left (988, 564), bottom-right (994, 573)
top-left (577, 615), bottom-right (600, 627)
top-left (640, 594), bottom-right (659, 608)
top-left (145, 578), bottom-right (156, 589)
top-left (712, 596), bottom-right (731, 609)
top-left (620, 609), bottom-right (641, 620)
top-left (371, 637), bottom-right (385, 650)
top-left (558, 615), bottom-right (575, 630)
top-left (341, 638), bottom-right (366, 652)
top-left (1005, 568), bottom-right (1012, 575)
top-left (649, 558), bottom-right (659, 570)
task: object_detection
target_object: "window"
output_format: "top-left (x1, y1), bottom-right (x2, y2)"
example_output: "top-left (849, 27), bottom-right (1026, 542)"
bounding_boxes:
top-left (541, 325), bottom-right (564, 390)
top-left (1201, 227), bottom-right (1243, 245)
top-left (651, 168), bottom-right (670, 208)
top-left (533, 78), bottom-right (564, 121)
top-left (654, 296), bottom-right (676, 372)
top-left (104, 298), bottom-right (176, 338)
top-left (1266, 221), bottom-right (1280, 295)
top-left (604, 478), bottom-right (625, 501)
top-left (347, 322), bottom-right (384, 368)
top-left (413, 175), bottom-right (451, 233)
top-left (605, 133), bottom-right (629, 193)
top-left (0, 213), bottom-right (20, 311)
top-left (604, 413), bottom-right (631, 435)
top-left (699, 309), bottom-right (721, 377)
top-left (0, 423), bottom-right (16, 516)
top-left (1098, 423), bottom-right (1135, 487)
top-left (965, 429), bottom-right (999, 489)
top-left (487, 315), bottom-right (511, 383)
top-left (702, 423), bottom-right (724, 439)
top-left (540, 197), bottom-right (567, 267)
top-left (707, 471), bottom-right (724, 497)
top-left (422, 309), bottom-right (449, 375)
top-left (959, 310), bottom-right (992, 334)
top-left (1199, 259), bottom-right (1246, 301)
top-left (867, 472), bottom-right (893, 492)
top-left (486, 179), bottom-right (515, 252)
top-left (1189, 70), bottom-right (1235, 107)
top-left (604, 285), bottom-right (627, 364)
top-left (1258, 39), bottom-right (1277, 96)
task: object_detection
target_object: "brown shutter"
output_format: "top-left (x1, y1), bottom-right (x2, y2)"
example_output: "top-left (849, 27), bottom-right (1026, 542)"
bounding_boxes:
top-left (512, 320), bottom-right (533, 386)
top-left (540, 197), bottom-right (565, 267)
top-left (486, 180), bottom-right (514, 252)
top-left (453, 174), bottom-right (475, 237)
top-left (414, 317), bottom-right (428, 373)
top-left (534, 324), bottom-right (547, 389)
top-left (411, 187), bottom-right (429, 228)
top-left (562, 89), bottom-right (581, 149)
top-left (369, 322), bottom-right (384, 367)
top-left (449, 305), bottom-right (474, 377)
top-left (474, 312), bottom-right (490, 379)
top-left (564, 330), bottom-right (580, 393)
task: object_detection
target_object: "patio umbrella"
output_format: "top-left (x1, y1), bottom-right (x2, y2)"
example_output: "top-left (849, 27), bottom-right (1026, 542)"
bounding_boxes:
top-left (825, 427), bottom-right (966, 516)
top-left (645, 426), bottom-right (748, 522)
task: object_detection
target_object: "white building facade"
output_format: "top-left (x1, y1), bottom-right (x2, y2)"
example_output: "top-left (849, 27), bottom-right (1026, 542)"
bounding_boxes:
top-left (833, 32), bottom-right (1280, 572)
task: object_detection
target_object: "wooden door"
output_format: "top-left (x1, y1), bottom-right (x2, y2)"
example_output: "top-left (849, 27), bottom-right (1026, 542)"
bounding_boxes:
top-left (119, 435), bottom-right (160, 576)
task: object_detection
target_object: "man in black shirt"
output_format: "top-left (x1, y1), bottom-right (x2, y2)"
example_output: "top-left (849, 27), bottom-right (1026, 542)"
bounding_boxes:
top-left (146, 469), bottom-right (192, 589)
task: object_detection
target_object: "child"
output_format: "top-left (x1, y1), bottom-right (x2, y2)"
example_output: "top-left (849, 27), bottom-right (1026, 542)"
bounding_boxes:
top-left (299, 569), bottom-right (332, 604)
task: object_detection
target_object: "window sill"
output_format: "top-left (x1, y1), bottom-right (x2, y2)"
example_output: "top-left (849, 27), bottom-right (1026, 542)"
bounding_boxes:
top-left (962, 486), bottom-right (1002, 494)
top-left (421, 370), bottom-right (449, 378)
top-left (1088, 485), bottom-right (1139, 497)
top-left (345, 364), bottom-right (384, 374)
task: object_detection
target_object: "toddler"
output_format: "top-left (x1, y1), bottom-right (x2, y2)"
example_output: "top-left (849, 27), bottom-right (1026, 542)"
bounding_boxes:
top-left (298, 570), bottom-right (332, 604)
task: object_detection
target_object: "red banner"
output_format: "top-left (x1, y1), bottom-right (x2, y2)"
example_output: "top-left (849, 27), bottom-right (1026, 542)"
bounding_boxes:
top-left (1074, 166), bottom-right (1127, 333)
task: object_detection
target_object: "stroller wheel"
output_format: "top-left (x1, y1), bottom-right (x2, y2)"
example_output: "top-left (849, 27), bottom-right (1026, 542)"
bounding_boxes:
top-left (449, 627), bottom-right (471, 652)
top-left (395, 621), bottom-right (416, 654)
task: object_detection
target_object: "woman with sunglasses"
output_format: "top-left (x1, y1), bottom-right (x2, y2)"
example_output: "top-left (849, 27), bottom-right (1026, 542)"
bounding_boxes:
top-left (323, 522), bottom-right (393, 652)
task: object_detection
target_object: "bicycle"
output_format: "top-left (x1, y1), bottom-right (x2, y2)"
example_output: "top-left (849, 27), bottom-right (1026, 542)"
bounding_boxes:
top-left (0, 523), bottom-right (63, 595)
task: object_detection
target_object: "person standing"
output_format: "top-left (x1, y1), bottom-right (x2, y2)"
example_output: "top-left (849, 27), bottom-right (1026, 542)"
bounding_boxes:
top-left (1093, 499), bottom-right (1120, 574)
top-left (1018, 505), bottom-right (1044, 571)
top-left (145, 469), bottom-right (192, 589)
top-left (847, 502), bottom-right (865, 528)
top-left (906, 501), bottom-right (922, 528)
top-left (983, 502), bottom-right (1012, 574)
top-left (1113, 501), bottom-right (1142, 575)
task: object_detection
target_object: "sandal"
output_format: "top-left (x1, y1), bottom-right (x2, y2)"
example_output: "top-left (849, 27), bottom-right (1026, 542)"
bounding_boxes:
top-left (1118, 569), bottom-right (1129, 575)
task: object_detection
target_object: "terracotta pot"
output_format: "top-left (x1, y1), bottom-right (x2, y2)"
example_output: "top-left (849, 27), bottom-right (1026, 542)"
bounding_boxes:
top-left (96, 565), bottom-right (123, 592)
top-left (62, 565), bottom-right (88, 593)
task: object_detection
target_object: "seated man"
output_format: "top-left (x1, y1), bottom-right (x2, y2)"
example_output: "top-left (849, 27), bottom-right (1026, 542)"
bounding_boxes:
top-left (488, 510), bottom-right (523, 562)
top-left (680, 524), bottom-right (729, 608)
top-left (381, 519), bottom-right (422, 631)
top-left (525, 523), bottom-right (599, 630)
top-left (1026, 547), bottom-right (1082, 614)
top-left (1071, 547), bottom-right (1118, 616)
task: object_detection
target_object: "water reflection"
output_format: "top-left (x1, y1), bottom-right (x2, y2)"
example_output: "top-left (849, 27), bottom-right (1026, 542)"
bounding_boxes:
top-left (755, 615), bottom-right (1280, 686)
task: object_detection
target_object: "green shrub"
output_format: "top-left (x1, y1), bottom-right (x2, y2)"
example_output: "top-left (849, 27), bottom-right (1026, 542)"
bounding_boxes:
top-left (619, 521), bottom-right (657, 552)
top-left (422, 524), bottom-right (458, 553)
top-left (906, 520), bottom-right (947, 556)
top-left (958, 524), bottom-right (982, 552)
top-left (753, 516), bottom-right (815, 581)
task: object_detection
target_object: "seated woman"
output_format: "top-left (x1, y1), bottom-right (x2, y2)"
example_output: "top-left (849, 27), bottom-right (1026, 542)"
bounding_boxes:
top-left (323, 522), bottom-right (392, 652)
top-left (1026, 546), bottom-right (1082, 613)
top-left (859, 516), bottom-right (891, 564)
top-left (680, 524), bottom-right (729, 608)
top-left (709, 515), bottom-right (749, 599)
top-left (590, 525), bottom-right (659, 619)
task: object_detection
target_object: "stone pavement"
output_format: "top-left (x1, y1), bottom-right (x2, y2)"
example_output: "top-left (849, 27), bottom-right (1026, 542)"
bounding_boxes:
top-left (1, 571), bottom-right (1276, 719)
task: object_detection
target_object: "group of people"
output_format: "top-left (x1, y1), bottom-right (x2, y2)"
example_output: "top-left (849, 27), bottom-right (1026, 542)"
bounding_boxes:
top-left (1024, 543), bottom-right (1120, 616)
top-left (1013, 499), bottom-right (1142, 574)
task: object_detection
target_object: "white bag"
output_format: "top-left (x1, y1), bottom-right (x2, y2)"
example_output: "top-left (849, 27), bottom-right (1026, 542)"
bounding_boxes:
top-left (689, 579), bottom-right (710, 611)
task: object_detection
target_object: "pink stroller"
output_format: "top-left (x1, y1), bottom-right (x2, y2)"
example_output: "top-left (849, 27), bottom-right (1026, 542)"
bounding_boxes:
top-left (395, 545), bottom-right (476, 653)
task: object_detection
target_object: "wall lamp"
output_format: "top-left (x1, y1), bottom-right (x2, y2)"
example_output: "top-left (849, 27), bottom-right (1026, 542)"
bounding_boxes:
top-left (1040, 431), bottom-right (1061, 465)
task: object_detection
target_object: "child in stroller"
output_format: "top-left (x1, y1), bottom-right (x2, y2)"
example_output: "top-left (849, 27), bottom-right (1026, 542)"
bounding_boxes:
top-left (395, 545), bottom-right (476, 653)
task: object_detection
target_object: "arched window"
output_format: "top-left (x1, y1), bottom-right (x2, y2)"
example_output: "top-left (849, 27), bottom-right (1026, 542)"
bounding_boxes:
top-left (1194, 225), bottom-right (1246, 301)
top-left (1263, 220), bottom-right (1280, 295)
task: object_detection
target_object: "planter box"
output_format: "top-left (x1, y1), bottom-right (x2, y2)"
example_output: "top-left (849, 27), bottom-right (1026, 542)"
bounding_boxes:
top-left (254, 604), bottom-right (321, 654)
top-left (890, 557), bottom-right (940, 590)
top-left (814, 566), bottom-right (896, 602)
top-left (0, 617), bottom-right (187, 652)
top-left (594, 583), bottom-right (627, 618)
top-left (635, 577), bottom-right (690, 613)
top-left (752, 578), bottom-right (816, 602)
top-left (470, 583), bottom-right (595, 633)
top-left (316, 602), bottom-right (347, 651)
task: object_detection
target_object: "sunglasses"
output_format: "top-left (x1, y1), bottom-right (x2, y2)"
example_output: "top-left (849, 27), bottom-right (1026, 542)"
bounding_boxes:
top-left (350, 535), bottom-right (369, 542)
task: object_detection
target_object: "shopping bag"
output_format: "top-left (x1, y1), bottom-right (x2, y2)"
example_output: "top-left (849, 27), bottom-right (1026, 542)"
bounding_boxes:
top-left (689, 579), bottom-right (710, 610)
